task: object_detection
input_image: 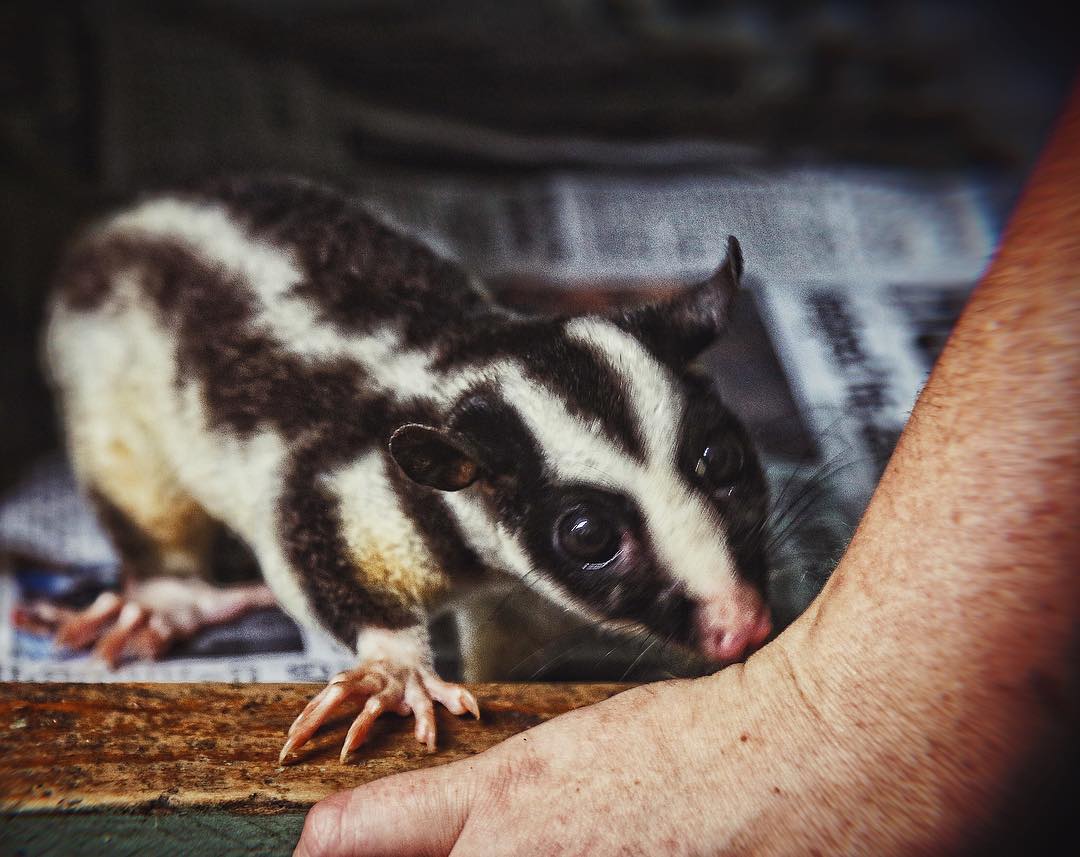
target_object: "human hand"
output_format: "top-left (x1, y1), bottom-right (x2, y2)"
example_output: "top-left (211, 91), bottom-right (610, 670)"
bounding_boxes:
top-left (292, 637), bottom-right (890, 857)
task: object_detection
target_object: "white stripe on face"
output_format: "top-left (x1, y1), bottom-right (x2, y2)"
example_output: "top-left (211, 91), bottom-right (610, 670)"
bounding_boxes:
top-left (563, 318), bottom-right (684, 462)
top-left (492, 346), bottom-right (745, 604)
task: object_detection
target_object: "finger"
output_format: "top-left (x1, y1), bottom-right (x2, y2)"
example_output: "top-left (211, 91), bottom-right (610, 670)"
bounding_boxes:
top-left (422, 674), bottom-right (481, 719)
top-left (13, 603), bottom-right (72, 636)
top-left (294, 761), bottom-right (472, 857)
top-left (404, 673), bottom-right (437, 751)
top-left (56, 591), bottom-right (124, 650)
top-left (339, 695), bottom-right (387, 763)
top-left (93, 602), bottom-right (149, 668)
top-left (123, 614), bottom-right (176, 661)
top-left (280, 683), bottom-right (351, 764)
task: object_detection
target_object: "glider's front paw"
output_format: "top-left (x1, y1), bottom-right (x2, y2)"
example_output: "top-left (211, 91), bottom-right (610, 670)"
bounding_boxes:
top-left (16, 579), bottom-right (276, 667)
top-left (279, 660), bottom-right (480, 764)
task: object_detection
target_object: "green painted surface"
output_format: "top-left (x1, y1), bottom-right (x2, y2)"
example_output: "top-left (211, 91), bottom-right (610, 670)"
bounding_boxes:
top-left (0, 812), bottom-right (307, 857)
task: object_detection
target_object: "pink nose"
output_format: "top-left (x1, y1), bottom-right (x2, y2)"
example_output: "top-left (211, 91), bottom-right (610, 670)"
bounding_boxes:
top-left (695, 600), bottom-right (773, 664)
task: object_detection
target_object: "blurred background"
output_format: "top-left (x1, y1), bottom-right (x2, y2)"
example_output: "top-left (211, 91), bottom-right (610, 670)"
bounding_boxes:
top-left (1, 0), bottom-right (1073, 489)
top-left (0, 1), bottom-right (1074, 679)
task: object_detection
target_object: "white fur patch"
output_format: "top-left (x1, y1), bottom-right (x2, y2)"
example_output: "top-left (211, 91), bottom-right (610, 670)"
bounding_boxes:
top-left (326, 451), bottom-right (448, 606)
top-left (356, 625), bottom-right (433, 668)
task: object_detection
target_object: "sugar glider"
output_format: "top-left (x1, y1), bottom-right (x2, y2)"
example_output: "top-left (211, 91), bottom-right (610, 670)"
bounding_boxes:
top-left (40, 176), bottom-right (774, 762)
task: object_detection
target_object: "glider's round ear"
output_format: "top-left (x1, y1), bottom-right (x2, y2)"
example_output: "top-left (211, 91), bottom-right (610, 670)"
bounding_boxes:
top-left (388, 424), bottom-right (480, 491)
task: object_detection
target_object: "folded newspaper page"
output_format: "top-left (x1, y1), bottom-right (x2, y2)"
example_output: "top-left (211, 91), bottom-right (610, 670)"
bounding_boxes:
top-left (0, 165), bottom-right (999, 682)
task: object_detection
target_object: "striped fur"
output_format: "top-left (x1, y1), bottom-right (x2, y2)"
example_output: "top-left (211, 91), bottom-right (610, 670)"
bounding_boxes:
top-left (45, 176), bottom-right (770, 673)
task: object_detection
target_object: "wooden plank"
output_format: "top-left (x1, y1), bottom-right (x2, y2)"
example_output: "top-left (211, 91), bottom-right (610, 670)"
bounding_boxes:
top-left (0, 682), bottom-right (632, 814)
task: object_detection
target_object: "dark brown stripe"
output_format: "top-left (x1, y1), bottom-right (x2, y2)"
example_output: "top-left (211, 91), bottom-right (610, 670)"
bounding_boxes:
top-left (444, 386), bottom-right (546, 522)
top-left (279, 420), bottom-right (423, 642)
top-left (517, 482), bottom-right (697, 646)
top-left (436, 320), bottom-right (647, 462)
top-left (52, 236), bottom-right (117, 311)
top-left (383, 450), bottom-right (494, 586)
top-left (57, 234), bottom-right (375, 440)
top-left (194, 175), bottom-right (492, 346)
top-left (538, 331), bottom-right (647, 463)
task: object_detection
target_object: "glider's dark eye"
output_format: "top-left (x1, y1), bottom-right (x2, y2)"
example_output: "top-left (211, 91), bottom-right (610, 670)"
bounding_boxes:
top-left (695, 441), bottom-right (745, 496)
top-left (556, 507), bottom-right (621, 566)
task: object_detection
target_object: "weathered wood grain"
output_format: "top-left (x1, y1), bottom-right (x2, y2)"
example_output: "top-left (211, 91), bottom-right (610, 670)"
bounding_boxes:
top-left (0, 682), bottom-right (632, 814)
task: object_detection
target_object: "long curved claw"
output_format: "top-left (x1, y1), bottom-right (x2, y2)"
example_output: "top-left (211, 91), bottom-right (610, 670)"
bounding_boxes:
top-left (423, 673), bottom-right (481, 719)
top-left (279, 681), bottom-right (357, 763)
top-left (339, 695), bottom-right (389, 763)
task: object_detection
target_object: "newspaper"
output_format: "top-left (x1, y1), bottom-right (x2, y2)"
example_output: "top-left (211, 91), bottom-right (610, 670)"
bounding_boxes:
top-left (0, 165), bottom-right (999, 682)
